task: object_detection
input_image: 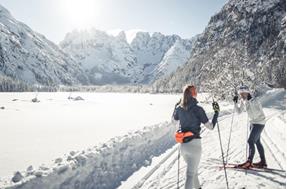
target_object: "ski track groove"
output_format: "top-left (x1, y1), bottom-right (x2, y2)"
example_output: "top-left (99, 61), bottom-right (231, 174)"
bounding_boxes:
top-left (261, 135), bottom-right (284, 170)
top-left (260, 112), bottom-right (286, 170)
top-left (263, 130), bottom-right (285, 161)
top-left (149, 154), bottom-right (179, 188)
top-left (263, 116), bottom-right (286, 160)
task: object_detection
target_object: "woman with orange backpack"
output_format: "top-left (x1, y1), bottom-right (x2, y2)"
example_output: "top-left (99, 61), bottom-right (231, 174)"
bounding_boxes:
top-left (173, 85), bottom-right (220, 189)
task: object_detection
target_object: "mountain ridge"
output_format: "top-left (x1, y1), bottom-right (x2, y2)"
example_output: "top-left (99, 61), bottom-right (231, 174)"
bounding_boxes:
top-left (0, 4), bottom-right (89, 90)
top-left (60, 29), bottom-right (195, 85)
top-left (153, 0), bottom-right (286, 96)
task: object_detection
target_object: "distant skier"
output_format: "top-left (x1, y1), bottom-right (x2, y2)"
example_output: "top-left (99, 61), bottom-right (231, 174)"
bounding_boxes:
top-left (173, 85), bottom-right (220, 189)
top-left (233, 85), bottom-right (267, 168)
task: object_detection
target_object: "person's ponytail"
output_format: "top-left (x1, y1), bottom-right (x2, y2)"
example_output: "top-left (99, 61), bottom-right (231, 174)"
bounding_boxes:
top-left (181, 85), bottom-right (196, 110)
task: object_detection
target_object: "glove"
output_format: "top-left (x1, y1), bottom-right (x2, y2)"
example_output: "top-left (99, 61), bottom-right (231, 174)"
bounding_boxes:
top-left (175, 99), bottom-right (181, 107)
top-left (233, 95), bottom-right (238, 103)
top-left (212, 101), bottom-right (220, 113)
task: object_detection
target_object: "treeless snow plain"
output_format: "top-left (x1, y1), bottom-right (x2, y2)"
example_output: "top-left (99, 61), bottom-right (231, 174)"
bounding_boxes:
top-left (0, 92), bottom-right (182, 179)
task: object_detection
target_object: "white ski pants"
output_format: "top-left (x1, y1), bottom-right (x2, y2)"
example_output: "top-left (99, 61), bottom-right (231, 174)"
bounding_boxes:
top-left (180, 139), bottom-right (202, 189)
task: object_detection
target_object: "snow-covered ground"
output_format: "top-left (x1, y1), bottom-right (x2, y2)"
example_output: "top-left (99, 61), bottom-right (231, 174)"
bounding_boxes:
top-left (120, 89), bottom-right (286, 189)
top-left (0, 92), bottom-right (220, 188)
top-left (0, 89), bottom-right (285, 189)
top-left (0, 92), bottom-right (180, 178)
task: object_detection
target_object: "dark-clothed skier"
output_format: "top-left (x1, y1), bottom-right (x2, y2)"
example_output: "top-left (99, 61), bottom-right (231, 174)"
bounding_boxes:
top-left (173, 84), bottom-right (220, 189)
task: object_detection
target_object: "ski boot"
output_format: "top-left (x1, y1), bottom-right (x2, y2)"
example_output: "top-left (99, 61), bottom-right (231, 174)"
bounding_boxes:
top-left (253, 160), bottom-right (267, 168)
top-left (236, 160), bottom-right (253, 169)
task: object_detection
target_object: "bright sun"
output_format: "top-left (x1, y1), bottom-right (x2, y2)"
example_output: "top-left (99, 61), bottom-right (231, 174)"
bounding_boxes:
top-left (61, 0), bottom-right (99, 29)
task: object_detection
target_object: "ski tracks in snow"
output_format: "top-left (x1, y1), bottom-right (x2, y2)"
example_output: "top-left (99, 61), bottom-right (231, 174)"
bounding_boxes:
top-left (126, 107), bottom-right (286, 189)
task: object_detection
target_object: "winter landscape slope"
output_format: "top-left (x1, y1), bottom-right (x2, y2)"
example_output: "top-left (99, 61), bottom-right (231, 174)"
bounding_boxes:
top-left (0, 5), bottom-right (88, 89)
top-left (60, 30), bottom-right (194, 85)
top-left (154, 0), bottom-right (286, 95)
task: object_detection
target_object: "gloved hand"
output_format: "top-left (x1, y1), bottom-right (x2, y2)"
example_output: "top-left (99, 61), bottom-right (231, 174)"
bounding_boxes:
top-left (212, 101), bottom-right (220, 113)
top-left (233, 95), bottom-right (238, 103)
top-left (175, 99), bottom-right (181, 107)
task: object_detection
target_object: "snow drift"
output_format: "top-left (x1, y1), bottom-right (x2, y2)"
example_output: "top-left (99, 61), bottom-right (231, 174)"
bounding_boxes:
top-left (4, 122), bottom-right (176, 189)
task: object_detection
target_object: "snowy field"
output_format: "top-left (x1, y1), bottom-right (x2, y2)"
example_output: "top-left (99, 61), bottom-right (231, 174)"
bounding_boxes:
top-left (0, 92), bottom-right (182, 178)
top-left (0, 89), bottom-right (285, 189)
top-left (0, 92), bottom-right (224, 186)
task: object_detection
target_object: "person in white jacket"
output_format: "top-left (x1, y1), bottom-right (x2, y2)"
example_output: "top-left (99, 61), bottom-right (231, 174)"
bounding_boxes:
top-left (233, 85), bottom-right (267, 168)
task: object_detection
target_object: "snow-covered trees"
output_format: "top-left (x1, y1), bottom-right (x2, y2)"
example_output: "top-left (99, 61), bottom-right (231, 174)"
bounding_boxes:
top-left (153, 0), bottom-right (286, 98)
top-left (0, 75), bottom-right (30, 92)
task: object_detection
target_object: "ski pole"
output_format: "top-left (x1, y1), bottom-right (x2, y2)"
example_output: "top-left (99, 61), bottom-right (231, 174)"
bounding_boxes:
top-left (172, 99), bottom-right (181, 189)
top-left (216, 120), bottom-right (230, 189)
top-left (245, 115), bottom-right (249, 176)
top-left (177, 146), bottom-right (180, 189)
top-left (225, 106), bottom-right (235, 164)
top-left (226, 86), bottom-right (238, 164)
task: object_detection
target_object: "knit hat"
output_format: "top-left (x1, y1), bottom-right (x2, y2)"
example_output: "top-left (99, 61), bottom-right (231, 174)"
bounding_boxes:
top-left (238, 85), bottom-right (250, 94)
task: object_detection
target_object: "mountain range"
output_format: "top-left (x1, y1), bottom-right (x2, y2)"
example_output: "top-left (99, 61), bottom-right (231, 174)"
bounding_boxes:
top-left (0, 3), bottom-right (194, 90)
top-left (0, 0), bottom-right (285, 94)
top-left (60, 29), bottom-right (194, 85)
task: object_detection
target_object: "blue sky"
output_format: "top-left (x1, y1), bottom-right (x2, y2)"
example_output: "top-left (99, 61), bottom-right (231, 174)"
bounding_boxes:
top-left (0, 0), bottom-right (228, 43)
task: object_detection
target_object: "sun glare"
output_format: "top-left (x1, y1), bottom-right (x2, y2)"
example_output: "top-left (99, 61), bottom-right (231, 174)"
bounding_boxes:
top-left (61, 0), bottom-right (99, 29)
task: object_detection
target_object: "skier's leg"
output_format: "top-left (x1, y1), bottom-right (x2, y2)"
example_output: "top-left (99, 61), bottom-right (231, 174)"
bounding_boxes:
top-left (181, 152), bottom-right (194, 188)
top-left (193, 171), bottom-right (201, 189)
top-left (247, 125), bottom-right (257, 162)
top-left (248, 124), bottom-right (264, 162)
top-left (256, 137), bottom-right (266, 161)
top-left (181, 145), bottom-right (193, 189)
top-left (181, 139), bottom-right (202, 189)
top-left (193, 142), bottom-right (201, 188)
top-left (254, 125), bottom-right (266, 162)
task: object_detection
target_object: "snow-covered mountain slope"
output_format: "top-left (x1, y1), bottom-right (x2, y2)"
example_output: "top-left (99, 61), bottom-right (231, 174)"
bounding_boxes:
top-left (0, 5), bottom-right (88, 88)
top-left (154, 0), bottom-right (286, 95)
top-left (151, 38), bottom-right (196, 82)
top-left (60, 29), bottom-right (137, 85)
top-left (130, 32), bottom-right (191, 83)
top-left (60, 30), bottom-right (194, 84)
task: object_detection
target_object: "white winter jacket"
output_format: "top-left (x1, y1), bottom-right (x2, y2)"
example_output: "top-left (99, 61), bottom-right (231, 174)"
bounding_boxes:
top-left (235, 97), bottom-right (266, 125)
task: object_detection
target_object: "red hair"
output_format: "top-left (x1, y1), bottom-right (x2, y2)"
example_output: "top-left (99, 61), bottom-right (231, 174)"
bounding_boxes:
top-left (190, 85), bottom-right (197, 98)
